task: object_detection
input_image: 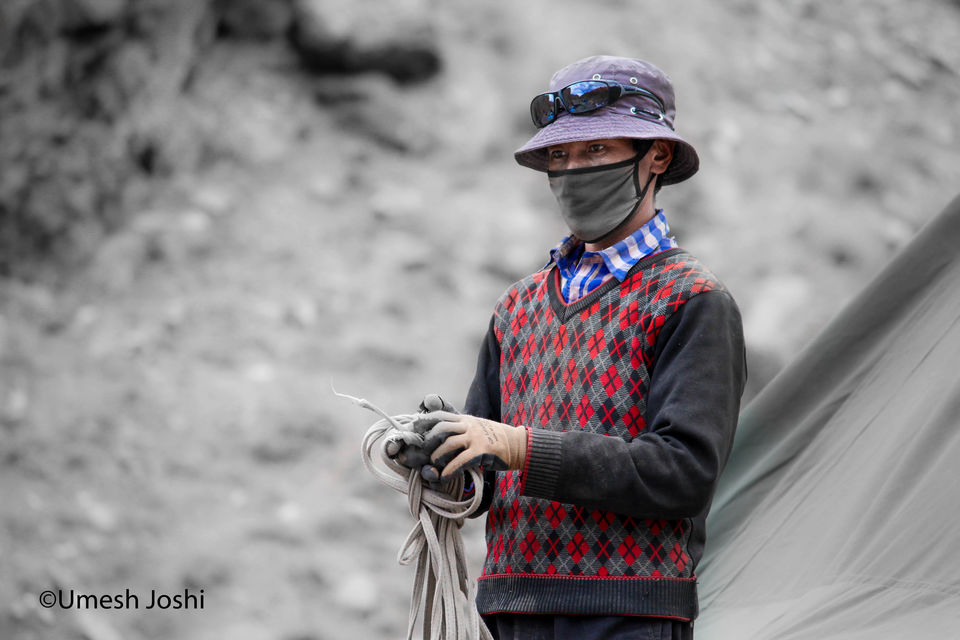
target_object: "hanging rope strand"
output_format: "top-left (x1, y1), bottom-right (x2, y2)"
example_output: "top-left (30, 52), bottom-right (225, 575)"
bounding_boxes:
top-left (343, 389), bottom-right (493, 640)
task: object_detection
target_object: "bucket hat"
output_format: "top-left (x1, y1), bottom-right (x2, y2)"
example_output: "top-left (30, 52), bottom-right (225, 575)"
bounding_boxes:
top-left (515, 56), bottom-right (699, 185)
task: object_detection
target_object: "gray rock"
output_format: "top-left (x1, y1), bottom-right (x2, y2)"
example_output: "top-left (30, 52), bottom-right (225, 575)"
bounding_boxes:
top-left (289, 0), bottom-right (441, 83)
top-left (59, 0), bottom-right (129, 34)
top-left (215, 0), bottom-right (293, 40)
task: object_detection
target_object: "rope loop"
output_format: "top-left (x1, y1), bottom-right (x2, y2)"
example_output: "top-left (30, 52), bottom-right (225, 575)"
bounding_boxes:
top-left (342, 389), bottom-right (493, 640)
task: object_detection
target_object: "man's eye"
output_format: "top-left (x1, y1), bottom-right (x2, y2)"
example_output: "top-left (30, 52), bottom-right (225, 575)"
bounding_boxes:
top-left (550, 150), bottom-right (567, 159)
top-left (588, 144), bottom-right (605, 153)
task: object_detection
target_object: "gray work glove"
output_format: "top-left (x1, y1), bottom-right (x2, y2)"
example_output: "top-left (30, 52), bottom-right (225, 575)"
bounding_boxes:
top-left (384, 394), bottom-right (459, 476)
top-left (424, 414), bottom-right (527, 480)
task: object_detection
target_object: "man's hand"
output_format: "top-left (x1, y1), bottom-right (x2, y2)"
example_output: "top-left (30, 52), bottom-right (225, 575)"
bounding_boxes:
top-left (422, 413), bottom-right (528, 480)
top-left (384, 394), bottom-right (458, 469)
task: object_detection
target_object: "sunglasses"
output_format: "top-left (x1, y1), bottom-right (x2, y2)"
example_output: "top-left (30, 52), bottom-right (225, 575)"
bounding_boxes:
top-left (530, 79), bottom-right (666, 128)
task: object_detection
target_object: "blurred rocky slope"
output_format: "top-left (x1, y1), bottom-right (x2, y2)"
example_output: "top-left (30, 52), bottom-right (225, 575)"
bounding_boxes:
top-left (2, 1), bottom-right (959, 639)
top-left (0, 0), bottom-right (441, 280)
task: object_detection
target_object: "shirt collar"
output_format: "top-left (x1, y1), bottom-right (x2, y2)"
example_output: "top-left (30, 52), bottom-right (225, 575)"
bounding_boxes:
top-left (547, 209), bottom-right (677, 281)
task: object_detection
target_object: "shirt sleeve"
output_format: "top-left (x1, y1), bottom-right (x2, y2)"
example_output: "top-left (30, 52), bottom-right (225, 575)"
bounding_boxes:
top-left (464, 315), bottom-right (502, 422)
top-left (462, 314), bottom-right (502, 517)
top-left (521, 289), bottom-right (747, 519)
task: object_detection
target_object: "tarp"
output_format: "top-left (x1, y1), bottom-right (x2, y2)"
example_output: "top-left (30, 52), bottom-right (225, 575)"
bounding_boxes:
top-left (698, 194), bottom-right (960, 639)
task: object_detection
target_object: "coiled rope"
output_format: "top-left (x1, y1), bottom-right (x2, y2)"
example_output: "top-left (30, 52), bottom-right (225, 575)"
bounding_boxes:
top-left (338, 389), bottom-right (493, 640)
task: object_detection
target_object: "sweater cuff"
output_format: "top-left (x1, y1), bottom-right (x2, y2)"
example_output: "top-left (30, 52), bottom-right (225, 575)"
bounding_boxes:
top-left (521, 428), bottom-right (564, 499)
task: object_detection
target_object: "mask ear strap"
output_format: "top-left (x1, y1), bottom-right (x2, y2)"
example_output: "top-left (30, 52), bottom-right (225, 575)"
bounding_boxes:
top-left (630, 140), bottom-right (655, 197)
top-left (634, 170), bottom-right (657, 203)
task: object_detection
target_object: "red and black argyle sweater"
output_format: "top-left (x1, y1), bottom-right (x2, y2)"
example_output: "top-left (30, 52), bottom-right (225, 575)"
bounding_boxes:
top-left (466, 247), bottom-right (746, 620)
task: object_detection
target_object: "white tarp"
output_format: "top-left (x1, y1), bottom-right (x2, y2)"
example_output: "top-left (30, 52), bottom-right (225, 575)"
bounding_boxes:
top-left (698, 195), bottom-right (960, 639)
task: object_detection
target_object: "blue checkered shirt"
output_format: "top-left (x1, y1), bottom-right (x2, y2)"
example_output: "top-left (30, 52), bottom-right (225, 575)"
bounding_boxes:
top-left (548, 210), bottom-right (678, 303)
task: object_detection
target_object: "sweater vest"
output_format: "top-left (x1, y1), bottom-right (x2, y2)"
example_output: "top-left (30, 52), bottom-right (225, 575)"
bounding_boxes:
top-left (478, 247), bottom-right (723, 619)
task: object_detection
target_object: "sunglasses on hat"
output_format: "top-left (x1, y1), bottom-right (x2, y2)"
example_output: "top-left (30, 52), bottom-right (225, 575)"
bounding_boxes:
top-left (530, 79), bottom-right (666, 129)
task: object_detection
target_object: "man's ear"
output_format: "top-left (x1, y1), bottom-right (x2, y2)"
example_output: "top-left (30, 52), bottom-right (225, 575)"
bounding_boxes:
top-left (650, 140), bottom-right (675, 174)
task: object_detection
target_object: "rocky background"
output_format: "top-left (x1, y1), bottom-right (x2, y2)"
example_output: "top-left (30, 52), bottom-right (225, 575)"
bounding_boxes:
top-left (2, 1), bottom-right (959, 638)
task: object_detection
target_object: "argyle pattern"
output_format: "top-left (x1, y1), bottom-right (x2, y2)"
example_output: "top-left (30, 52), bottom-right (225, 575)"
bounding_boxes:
top-left (483, 249), bottom-right (721, 580)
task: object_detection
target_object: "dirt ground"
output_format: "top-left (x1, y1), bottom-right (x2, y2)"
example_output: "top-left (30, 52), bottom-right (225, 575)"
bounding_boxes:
top-left (2, 1), bottom-right (959, 638)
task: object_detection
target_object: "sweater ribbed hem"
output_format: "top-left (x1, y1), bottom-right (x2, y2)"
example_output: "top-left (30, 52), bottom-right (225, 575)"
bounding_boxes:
top-left (522, 429), bottom-right (564, 498)
top-left (476, 573), bottom-right (698, 620)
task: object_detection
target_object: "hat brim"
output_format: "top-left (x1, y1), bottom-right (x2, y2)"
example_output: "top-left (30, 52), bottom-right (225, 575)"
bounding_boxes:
top-left (514, 112), bottom-right (699, 186)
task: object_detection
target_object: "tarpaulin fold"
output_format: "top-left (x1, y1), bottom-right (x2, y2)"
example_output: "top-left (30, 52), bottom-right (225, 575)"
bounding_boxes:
top-left (699, 194), bottom-right (960, 639)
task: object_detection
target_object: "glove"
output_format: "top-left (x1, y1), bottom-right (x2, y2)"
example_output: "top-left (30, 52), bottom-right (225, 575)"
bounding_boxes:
top-left (422, 413), bottom-right (528, 480)
top-left (384, 394), bottom-right (458, 470)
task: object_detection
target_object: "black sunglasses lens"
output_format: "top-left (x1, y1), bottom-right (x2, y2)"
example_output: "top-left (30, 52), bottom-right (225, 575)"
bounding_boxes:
top-left (530, 93), bottom-right (558, 128)
top-left (562, 81), bottom-right (613, 114)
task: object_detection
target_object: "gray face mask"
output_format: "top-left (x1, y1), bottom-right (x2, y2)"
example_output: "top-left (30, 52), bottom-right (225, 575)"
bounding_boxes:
top-left (548, 147), bottom-right (656, 244)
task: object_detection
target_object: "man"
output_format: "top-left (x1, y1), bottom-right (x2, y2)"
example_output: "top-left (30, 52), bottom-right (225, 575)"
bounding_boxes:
top-left (416, 56), bottom-right (746, 639)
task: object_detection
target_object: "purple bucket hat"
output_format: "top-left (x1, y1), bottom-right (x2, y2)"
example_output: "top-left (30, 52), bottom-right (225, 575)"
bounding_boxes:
top-left (515, 56), bottom-right (699, 185)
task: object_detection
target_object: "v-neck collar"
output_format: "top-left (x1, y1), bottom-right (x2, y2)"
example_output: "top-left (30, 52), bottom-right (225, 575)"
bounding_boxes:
top-left (546, 247), bottom-right (684, 323)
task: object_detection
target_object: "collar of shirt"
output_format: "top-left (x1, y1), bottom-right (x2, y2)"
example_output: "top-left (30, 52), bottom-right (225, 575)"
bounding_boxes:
top-left (546, 209), bottom-right (678, 302)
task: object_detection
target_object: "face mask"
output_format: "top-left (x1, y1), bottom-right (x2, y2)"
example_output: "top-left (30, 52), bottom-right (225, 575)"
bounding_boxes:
top-left (548, 147), bottom-right (656, 244)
